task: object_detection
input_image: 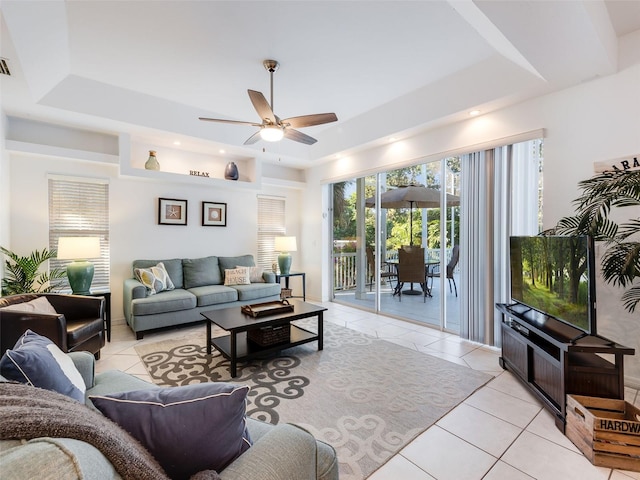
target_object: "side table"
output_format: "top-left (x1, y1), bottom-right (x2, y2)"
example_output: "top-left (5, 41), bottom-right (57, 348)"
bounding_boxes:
top-left (275, 272), bottom-right (306, 301)
top-left (88, 290), bottom-right (111, 342)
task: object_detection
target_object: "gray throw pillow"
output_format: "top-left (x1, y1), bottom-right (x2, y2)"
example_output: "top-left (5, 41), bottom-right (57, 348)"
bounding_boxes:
top-left (90, 382), bottom-right (252, 480)
top-left (183, 256), bottom-right (221, 288)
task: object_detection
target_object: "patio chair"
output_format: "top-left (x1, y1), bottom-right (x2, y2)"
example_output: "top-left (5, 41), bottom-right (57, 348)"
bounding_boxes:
top-left (428, 245), bottom-right (459, 296)
top-left (366, 246), bottom-right (397, 291)
top-left (396, 246), bottom-right (427, 302)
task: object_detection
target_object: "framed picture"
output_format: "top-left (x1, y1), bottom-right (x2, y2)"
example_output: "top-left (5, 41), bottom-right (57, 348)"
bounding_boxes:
top-left (202, 201), bottom-right (227, 227)
top-left (158, 198), bottom-right (187, 225)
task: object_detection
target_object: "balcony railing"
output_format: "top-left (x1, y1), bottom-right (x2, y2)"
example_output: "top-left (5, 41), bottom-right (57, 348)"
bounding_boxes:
top-left (333, 248), bottom-right (455, 291)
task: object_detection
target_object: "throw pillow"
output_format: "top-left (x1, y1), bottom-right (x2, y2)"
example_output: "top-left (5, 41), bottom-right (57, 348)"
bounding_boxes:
top-left (90, 383), bottom-right (252, 480)
top-left (224, 267), bottom-right (251, 286)
top-left (0, 330), bottom-right (86, 402)
top-left (0, 296), bottom-right (57, 314)
top-left (239, 265), bottom-right (265, 283)
top-left (134, 262), bottom-right (175, 295)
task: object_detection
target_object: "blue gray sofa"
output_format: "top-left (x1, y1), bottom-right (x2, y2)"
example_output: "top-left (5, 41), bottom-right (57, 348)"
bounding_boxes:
top-left (0, 351), bottom-right (339, 479)
top-left (123, 255), bottom-right (282, 339)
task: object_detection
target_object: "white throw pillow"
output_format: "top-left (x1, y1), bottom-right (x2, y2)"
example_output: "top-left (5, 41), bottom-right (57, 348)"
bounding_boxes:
top-left (224, 267), bottom-right (251, 286)
top-left (0, 296), bottom-right (58, 315)
top-left (238, 265), bottom-right (265, 283)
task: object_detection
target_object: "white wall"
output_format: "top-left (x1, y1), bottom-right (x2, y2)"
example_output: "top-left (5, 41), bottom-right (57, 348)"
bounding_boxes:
top-left (305, 63), bottom-right (640, 385)
top-left (6, 151), bottom-right (302, 326)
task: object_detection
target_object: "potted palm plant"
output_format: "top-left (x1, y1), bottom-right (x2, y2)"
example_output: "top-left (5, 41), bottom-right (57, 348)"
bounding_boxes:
top-left (556, 169), bottom-right (640, 313)
top-left (0, 247), bottom-right (67, 295)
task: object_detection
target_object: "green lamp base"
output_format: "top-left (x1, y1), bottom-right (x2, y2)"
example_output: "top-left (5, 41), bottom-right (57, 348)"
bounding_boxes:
top-left (67, 260), bottom-right (94, 295)
top-left (278, 253), bottom-right (292, 275)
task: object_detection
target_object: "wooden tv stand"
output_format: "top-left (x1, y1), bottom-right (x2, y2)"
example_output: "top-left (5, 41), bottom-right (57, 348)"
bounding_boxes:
top-left (496, 303), bottom-right (634, 432)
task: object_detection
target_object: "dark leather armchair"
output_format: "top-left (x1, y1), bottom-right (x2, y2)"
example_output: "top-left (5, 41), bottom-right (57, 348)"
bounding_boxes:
top-left (0, 293), bottom-right (105, 358)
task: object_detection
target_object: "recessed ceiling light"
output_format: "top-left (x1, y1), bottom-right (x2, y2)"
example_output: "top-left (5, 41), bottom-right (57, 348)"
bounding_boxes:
top-left (219, 149), bottom-right (226, 154)
top-left (173, 140), bottom-right (181, 145)
top-left (469, 110), bottom-right (481, 117)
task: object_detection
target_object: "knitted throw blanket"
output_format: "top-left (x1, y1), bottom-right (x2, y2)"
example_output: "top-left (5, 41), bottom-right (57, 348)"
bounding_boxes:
top-left (0, 382), bottom-right (170, 480)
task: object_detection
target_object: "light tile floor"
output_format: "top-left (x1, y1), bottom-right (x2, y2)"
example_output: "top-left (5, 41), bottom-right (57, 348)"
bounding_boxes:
top-left (100, 301), bottom-right (640, 480)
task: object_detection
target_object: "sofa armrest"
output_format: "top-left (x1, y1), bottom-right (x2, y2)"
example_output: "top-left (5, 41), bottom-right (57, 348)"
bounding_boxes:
top-left (262, 271), bottom-right (276, 283)
top-left (123, 278), bottom-right (147, 322)
top-left (0, 310), bottom-right (67, 354)
top-left (220, 423), bottom-right (317, 480)
top-left (68, 351), bottom-right (96, 389)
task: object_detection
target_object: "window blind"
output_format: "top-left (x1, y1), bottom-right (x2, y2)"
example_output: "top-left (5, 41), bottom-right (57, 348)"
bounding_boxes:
top-left (257, 195), bottom-right (285, 271)
top-left (48, 177), bottom-right (110, 291)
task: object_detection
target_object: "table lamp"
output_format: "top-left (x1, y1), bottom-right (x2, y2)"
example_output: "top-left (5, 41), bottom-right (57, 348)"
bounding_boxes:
top-left (274, 236), bottom-right (297, 275)
top-left (57, 237), bottom-right (101, 295)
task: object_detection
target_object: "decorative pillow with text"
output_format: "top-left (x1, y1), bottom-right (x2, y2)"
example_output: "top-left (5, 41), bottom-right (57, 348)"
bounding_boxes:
top-left (224, 267), bottom-right (251, 286)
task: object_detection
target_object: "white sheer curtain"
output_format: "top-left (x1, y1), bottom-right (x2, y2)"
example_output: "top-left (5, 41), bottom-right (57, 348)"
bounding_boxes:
top-left (459, 140), bottom-right (542, 346)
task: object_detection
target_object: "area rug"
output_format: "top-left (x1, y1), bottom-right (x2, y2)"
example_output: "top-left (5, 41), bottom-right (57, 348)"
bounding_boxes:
top-left (135, 321), bottom-right (492, 479)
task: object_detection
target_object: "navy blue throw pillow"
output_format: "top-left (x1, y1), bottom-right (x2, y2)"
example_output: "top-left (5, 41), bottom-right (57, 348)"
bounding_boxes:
top-left (90, 382), bottom-right (252, 479)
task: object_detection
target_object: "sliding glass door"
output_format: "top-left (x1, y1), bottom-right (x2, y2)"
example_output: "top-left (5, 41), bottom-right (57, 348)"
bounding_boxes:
top-left (331, 159), bottom-right (461, 333)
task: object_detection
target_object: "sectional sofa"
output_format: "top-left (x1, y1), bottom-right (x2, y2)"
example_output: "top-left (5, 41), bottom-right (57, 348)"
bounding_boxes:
top-left (123, 255), bottom-right (281, 339)
top-left (0, 350), bottom-right (339, 479)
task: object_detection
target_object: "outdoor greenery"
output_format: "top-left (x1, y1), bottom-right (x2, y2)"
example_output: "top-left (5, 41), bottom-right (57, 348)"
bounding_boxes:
top-left (333, 160), bottom-right (461, 253)
top-left (555, 169), bottom-right (640, 313)
top-left (0, 246), bottom-right (66, 295)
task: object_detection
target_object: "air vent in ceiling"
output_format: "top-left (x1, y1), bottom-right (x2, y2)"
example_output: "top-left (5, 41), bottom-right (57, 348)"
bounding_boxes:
top-left (0, 58), bottom-right (11, 76)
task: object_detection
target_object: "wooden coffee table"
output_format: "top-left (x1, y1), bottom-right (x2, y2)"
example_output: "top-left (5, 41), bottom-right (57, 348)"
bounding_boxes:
top-left (201, 299), bottom-right (327, 377)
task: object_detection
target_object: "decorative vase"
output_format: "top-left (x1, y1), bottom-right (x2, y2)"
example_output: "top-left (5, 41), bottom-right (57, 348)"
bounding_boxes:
top-left (145, 150), bottom-right (160, 170)
top-left (224, 161), bottom-right (239, 181)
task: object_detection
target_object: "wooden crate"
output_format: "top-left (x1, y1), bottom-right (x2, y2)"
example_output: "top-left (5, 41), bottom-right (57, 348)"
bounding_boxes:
top-left (566, 394), bottom-right (640, 472)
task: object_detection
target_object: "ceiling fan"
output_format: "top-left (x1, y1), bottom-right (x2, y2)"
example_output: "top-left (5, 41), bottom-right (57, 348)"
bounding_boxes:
top-left (199, 60), bottom-right (338, 145)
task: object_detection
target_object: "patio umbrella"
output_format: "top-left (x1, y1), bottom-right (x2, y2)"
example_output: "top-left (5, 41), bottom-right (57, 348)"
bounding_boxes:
top-left (365, 185), bottom-right (460, 245)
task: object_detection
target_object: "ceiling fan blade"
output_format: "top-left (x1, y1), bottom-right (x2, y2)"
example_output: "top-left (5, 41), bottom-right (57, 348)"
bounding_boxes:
top-left (282, 113), bottom-right (338, 128)
top-left (199, 117), bottom-right (261, 127)
top-left (243, 130), bottom-right (262, 145)
top-left (248, 90), bottom-right (276, 124)
top-left (284, 128), bottom-right (317, 145)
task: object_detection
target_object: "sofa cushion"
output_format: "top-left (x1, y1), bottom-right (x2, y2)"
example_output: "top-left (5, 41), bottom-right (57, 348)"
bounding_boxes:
top-left (0, 296), bottom-right (57, 314)
top-left (188, 285), bottom-right (238, 307)
top-left (218, 255), bottom-right (255, 281)
top-left (132, 258), bottom-right (184, 289)
top-left (183, 256), bottom-right (222, 288)
top-left (233, 283), bottom-right (282, 301)
top-left (134, 262), bottom-right (175, 295)
top-left (131, 289), bottom-right (196, 316)
top-left (0, 330), bottom-right (85, 402)
top-left (224, 267), bottom-right (251, 286)
top-left (90, 383), bottom-right (252, 479)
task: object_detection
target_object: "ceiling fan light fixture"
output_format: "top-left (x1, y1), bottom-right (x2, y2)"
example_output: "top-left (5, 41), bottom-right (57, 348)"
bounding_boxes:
top-left (260, 125), bottom-right (284, 142)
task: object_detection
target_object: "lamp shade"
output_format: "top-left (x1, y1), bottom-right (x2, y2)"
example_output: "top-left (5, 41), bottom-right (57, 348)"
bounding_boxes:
top-left (57, 237), bottom-right (101, 260)
top-left (274, 236), bottom-right (297, 252)
top-left (57, 237), bottom-right (100, 295)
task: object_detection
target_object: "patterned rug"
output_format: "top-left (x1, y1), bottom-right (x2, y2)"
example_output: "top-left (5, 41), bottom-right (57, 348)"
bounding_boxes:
top-left (135, 320), bottom-right (492, 479)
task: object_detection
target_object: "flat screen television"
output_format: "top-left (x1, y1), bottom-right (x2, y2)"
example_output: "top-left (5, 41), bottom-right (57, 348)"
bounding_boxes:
top-left (509, 235), bottom-right (597, 337)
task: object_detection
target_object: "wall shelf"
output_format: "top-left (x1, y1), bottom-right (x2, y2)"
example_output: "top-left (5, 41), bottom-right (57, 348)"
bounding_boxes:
top-left (118, 133), bottom-right (262, 189)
